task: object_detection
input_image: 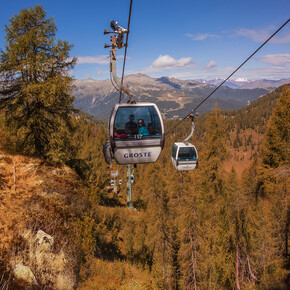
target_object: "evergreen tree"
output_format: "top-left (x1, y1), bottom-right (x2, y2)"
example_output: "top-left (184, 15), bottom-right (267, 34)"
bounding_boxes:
top-left (178, 172), bottom-right (200, 290)
top-left (142, 163), bottom-right (178, 289)
top-left (181, 105), bottom-right (229, 288)
top-left (0, 5), bottom-right (77, 157)
top-left (262, 85), bottom-right (289, 168)
top-left (240, 86), bottom-right (290, 288)
top-left (201, 104), bottom-right (228, 195)
top-left (255, 85), bottom-right (290, 286)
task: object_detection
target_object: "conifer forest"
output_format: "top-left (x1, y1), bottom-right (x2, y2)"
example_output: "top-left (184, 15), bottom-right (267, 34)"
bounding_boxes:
top-left (0, 5), bottom-right (289, 290)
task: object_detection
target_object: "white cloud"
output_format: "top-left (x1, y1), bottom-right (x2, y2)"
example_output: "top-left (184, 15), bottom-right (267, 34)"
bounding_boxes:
top-left (169, 72), bottom-right (208, 79)
top-left (152, 55), bottom-right (193, 69)
top-left (82, 73), bottom-right (92, 78)
top-left (186, 26), bottom-right (290, 43)
top-left (124, 53), bottom-right (289, 81)
top-left (169, 63), bottom-right (290, 81)
top-left (96, 69), bottom-right (109, 76)
top-left (235, 28), bottom-right (269, 42)
top-left (235, 27), bottom-right (290, 43)
top-left (271, 34), bottom-right (290, 44)
top-left (129, 55), bottom-right (196, 75)
top-left (205, 60), bottom-right (217, 69)
top-left (244, 66), bottom-right (290, 79)
top-left (76, 55), bottom-right (109, 65)
top-left (186, 33), bottom-right (220, 41)
top-left (168, 66), bottom-right (235, 79)
top-left (258, 54), bottom-right (290, 66)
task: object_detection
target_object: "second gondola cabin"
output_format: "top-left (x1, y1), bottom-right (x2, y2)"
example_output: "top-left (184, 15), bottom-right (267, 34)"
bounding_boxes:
top-left (109, 103), bottom-right (165, 164)
top-left (171, 142), bottom-right (198, 170)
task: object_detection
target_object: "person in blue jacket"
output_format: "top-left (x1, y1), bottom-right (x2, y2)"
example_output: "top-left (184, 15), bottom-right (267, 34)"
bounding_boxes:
top-left (137, 119), bottom-right (150, 136)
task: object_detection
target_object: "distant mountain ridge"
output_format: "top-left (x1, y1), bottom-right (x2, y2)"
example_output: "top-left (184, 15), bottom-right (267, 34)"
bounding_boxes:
top-left (197, 77), bottom-right (290, 89)
top-left (73, 74), bottom-right (289, 120)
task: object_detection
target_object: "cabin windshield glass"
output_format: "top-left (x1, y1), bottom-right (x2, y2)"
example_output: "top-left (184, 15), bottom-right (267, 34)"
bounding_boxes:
top-left (178, 147), bottom-right (197, 161)
top-left (113, 106), bottom-right (162, 140)
top-left (171, 144), bottom-right (178, 159)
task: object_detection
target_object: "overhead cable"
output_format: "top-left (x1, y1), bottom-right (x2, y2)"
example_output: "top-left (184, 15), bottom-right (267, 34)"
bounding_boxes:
top-left (119, 0), bottom-right (133, 103)
top-left (165, 18), bottom-right (290, 136)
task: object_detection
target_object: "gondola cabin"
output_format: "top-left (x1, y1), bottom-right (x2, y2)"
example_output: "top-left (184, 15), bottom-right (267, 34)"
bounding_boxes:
top-left (171, 142), bottom-right (198, 171)
top-left (109, 103), bottom-right (165, 164)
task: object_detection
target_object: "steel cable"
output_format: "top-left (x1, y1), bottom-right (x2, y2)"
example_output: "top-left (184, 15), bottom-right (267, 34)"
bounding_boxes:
top-left (119, 0), bottom-right (133, 103)
top-left (165, 18), bottom-right (290, 136)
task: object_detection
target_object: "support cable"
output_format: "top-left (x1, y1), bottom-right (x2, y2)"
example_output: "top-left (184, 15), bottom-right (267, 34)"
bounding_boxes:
top-left (165, 18), bottom-right (290, 136)
top-left (119, 0), bottom-right (133, 103)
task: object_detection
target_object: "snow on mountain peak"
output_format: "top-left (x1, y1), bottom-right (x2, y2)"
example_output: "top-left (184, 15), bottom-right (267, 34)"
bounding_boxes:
top-left (235, 78), bottom-right (249, 82)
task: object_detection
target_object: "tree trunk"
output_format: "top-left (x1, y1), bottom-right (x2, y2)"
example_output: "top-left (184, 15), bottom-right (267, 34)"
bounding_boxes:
top-left (190, 235), bottom-right (197, 290)
top-left (236, 243), bottom-right (240, 290)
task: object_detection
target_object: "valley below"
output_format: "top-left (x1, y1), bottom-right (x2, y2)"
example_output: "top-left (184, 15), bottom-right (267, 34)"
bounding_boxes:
top-left (73, 74), bottom-right (290, 120)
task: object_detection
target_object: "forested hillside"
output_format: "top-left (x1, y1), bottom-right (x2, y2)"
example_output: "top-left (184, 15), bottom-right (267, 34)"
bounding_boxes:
top-left (1, 84), bottom-right (288, 289)
top-left (78, 85), bottom-right (289, 289)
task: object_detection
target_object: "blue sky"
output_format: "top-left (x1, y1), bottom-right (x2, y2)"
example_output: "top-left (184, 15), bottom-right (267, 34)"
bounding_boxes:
top-left (1, 0), bottom-right (289, 81)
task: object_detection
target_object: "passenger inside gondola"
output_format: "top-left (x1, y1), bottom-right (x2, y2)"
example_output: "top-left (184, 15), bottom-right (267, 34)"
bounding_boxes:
top-left (114, 129), bottom-right (128, 139)
top-left (113, 106), bottom-right (162, 140)
top-left (138, 119), bottom-right (150, 136)
top-left (125, 114), bottom-right (138, 134)
top-left (148, 123), bottom-right (156, 135)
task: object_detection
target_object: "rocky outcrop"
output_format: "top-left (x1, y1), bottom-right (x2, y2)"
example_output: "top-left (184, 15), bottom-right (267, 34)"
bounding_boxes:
top-left (13, 264), bottom-right (37, 286)
top-left (0, 152), bottom-right (85, 289)
top-left (35, 230), bottom-right (54, 252)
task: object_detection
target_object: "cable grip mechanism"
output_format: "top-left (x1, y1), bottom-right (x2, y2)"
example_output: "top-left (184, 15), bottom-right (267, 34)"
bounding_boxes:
top-left (183, 113), bottom-right (196, 142)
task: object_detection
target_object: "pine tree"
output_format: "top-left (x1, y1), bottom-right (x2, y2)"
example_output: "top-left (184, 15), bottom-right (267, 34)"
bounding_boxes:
top-left (181, 105), bottom-right (229, 288)
top-left (142, 163), bottom-right (179, 289)
top-left (248, 85), bottom-right (290, 287)
top-left (262, 85), bottom-right (289, 168)
top-left (178, 171), bottom-right (200, 290)
top-left (201, 104), bottom-right (228, 195)
top-left (0, 5), bottom-right (77, 157)
top-left (260, 86), bottom-right (289, 257)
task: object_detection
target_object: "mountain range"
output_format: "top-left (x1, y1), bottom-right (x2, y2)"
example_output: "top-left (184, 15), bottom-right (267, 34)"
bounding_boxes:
top-left (73, 74), bottom-right (289, 120)
top-left (198, 77), bottom-right (290, 89)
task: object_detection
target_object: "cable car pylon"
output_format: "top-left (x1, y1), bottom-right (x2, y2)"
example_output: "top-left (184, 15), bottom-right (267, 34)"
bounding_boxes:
top-left (127, 164), bottom-right (133, 209)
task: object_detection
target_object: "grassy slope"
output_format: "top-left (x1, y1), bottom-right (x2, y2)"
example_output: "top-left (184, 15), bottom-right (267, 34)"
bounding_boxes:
top-left (222, 85), bottom-right (288, 177)
top-left (0, 152), bottom-right (86, 288)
